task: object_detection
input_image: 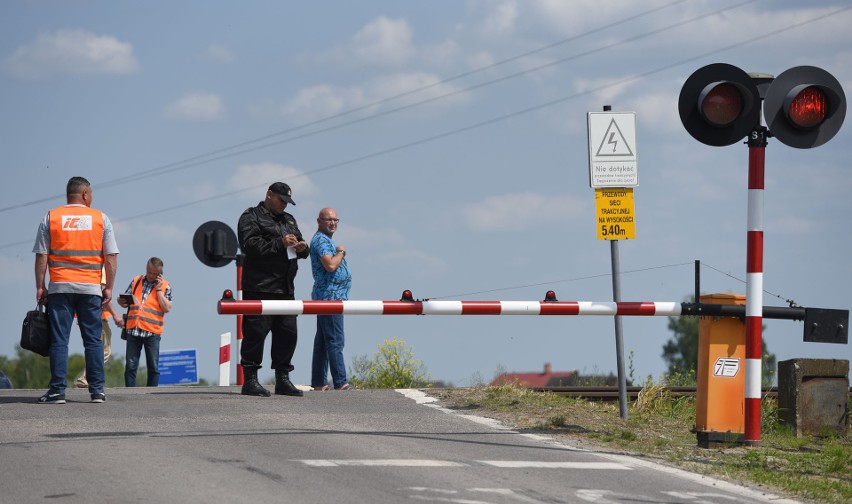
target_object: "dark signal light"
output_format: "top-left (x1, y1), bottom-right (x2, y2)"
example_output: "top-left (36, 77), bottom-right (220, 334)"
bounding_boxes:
top-left (699, 83), bottom-right (743, 127)
top-left (679, 63), bottom-right (761, 146)
top-left (222, 289), bottom-right (234, 301)
top-left (543, 290), bottom-right (558, 302)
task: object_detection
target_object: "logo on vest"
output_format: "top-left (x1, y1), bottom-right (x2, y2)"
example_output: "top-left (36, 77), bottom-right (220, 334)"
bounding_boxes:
top-left (62, 215), bottom-right (93, 230)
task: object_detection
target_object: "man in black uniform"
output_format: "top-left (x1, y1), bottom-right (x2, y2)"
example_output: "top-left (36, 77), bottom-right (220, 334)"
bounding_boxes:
top-left (237, 182), bottom-right (309, 397)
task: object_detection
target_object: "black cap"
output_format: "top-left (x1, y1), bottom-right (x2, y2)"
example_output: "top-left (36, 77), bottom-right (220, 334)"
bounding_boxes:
top-left (268, 182), bottom-right (295, 205)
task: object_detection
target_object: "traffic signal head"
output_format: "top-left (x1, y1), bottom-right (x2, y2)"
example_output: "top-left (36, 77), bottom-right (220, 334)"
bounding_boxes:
top-left (679, 63), bottom-right (761, 146)
top-left (764, 66), bottom-right (846, 148)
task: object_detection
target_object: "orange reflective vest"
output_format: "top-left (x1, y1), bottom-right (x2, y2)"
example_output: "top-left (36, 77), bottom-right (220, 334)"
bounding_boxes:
top-left (126, 275), bottom-right (168, 335)
top-left (48, 205), bottom-right (104, 285)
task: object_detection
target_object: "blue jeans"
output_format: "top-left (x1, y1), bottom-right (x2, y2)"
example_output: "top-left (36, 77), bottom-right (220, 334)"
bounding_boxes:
top-left (124, 334), bottom-right (161, 387)
top-left (311, 314), bottom-right (347, 389)
top-left (47, 293), bottom-right (104, 394)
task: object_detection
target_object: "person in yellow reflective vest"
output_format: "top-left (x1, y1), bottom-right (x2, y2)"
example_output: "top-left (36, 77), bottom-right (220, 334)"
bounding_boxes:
top-left (117, 257), bottom-right (172, 387)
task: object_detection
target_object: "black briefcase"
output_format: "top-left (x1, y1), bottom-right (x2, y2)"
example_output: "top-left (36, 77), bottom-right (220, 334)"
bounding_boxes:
top-left (21, 302), bottom-right (50, 357)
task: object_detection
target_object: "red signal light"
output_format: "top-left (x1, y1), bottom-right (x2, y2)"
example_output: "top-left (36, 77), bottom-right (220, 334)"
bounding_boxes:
top-left (764, 66), bottom-right (845, 148)
top-left (786, 86), bottom-right (827, 129)
top-left (699, 83), bottom-right (743, 127)
top-left (221, 289), bottom-right (234, 301)
top-left (400, 290), bottom-right (414, 302)
top-left (543, 290), bottom-right (558, 302)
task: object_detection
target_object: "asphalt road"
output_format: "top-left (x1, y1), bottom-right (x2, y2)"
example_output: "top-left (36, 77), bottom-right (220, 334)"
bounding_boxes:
top-left (0, 387), bottom-right (798, 504)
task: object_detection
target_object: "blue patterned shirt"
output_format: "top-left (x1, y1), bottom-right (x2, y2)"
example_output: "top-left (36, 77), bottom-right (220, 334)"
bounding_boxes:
top-left (310, 232), bottom-right (351, 301)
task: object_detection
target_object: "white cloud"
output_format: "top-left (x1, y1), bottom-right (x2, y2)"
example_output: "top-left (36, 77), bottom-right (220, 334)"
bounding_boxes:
top-left (627, 88), bottom-right (680, 131)
top-left (164, 92), bottom-right (225, 122)
top-left (573, 76), bottom-right (636, 106)
top-left (481, 1), bottom-right (519, 36)
top-left (282, 84), bottom-right (362, 121)
top-left (350, 16), bottom-right (415, 66)
top-left (463, 192), bottom-right (585, 231)
top-left (318, 17), bottom-right (414, 68)
top-left (283, 72), bottom-right (469, 121)
top-left (3, 29), bottom-right (139, 79)
top-left (203, 43), bottom-right (236, 63)
top-left (226, 163), bottom-right (316, 200)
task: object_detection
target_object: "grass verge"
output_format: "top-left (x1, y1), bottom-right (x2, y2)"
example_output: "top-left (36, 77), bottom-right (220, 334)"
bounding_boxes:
top-left (429, 384), bottom-right (851, 504)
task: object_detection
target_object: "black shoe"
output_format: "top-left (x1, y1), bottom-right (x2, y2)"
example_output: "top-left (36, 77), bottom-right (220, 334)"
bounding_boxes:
top-left (241, 381), bottom-right (272, 397)
top-left (90, 392), bottom-right (106, 403)
top-left (37, 391), bottom-right (66, 404)
top-left (240, 367), bottom-right (272, 397)
top-left (274, 370), bottom-right (303, 397)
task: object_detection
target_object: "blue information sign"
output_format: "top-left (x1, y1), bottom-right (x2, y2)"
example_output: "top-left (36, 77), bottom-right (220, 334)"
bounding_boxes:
top-left (158, 348), bottom-right (198, 385)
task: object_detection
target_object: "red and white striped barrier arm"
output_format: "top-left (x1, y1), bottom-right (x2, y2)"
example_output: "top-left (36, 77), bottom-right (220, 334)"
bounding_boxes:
top-left (217, 299), bottom-right (683, 317)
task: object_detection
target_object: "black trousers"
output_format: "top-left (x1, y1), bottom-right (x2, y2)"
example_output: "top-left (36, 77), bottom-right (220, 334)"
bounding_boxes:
top-left (240, 291), bottom-right (297, 372)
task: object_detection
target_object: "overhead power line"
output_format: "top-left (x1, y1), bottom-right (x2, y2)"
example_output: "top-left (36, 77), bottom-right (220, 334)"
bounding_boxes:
top-left (105, 2), bottom-right (851, 220)
top-left (0, 0), bottom-right (742, 214)
top-left (2, 3), bottom-right (848, 253)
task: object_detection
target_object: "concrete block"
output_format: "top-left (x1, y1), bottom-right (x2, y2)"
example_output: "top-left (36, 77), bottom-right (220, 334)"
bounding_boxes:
top-left (778, 358), bottom-right (849, 437)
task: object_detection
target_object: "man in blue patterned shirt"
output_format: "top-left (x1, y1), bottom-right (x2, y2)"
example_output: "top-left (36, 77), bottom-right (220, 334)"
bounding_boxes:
top-left (309, 207), bottom-right (353, 391)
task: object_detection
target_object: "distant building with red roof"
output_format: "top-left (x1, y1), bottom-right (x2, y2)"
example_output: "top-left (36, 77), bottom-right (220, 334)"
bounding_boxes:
top-left (490, 363), bottom-right (577, 388)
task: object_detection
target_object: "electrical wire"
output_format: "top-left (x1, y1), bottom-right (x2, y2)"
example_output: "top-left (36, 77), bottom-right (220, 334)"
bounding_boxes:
top-left (2, 3), bottom-right (848, 254)
top-left (0, 0), bottom-right (748, 214)
top-left (100, 2), bottom-right (852, 223)
top-left (427, 262), bottom-right (695, 300)
top-left (426, 260), bottom-right (798, 306)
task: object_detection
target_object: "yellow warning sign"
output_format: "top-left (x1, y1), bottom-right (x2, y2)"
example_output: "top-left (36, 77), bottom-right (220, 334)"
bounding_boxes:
top-left (595, 188), bottom-right (636, 240)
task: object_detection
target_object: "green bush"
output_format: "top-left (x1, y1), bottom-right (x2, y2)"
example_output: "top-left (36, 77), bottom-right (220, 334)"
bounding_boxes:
top-left (349, 338), bottom-right (430, 389)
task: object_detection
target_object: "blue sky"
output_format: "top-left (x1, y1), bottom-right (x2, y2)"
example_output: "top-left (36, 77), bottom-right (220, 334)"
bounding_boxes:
top-left (2, 0), bottom-right (851, 387)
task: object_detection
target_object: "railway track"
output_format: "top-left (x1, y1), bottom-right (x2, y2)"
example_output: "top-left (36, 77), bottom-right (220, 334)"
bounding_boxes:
top-left (528, 386), bottom-right (850, 401)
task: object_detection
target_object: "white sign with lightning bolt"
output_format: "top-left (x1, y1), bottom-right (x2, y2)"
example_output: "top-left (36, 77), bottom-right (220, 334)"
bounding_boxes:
top-left (587, 111), bottom-right (638, 188)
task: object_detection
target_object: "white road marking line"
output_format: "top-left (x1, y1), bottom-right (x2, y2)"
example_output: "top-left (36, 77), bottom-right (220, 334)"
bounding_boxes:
top-left (297, 459), bottom-right (631, 470)
top-left (478, 461), bottom-right (631, 470)
top-left (298, 459), bottom-right (468, 467)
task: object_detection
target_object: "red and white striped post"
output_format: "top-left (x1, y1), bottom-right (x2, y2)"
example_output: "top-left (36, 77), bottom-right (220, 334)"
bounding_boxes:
top-left (744, 128), bottom-right (768, 445)
top-left (218, 332), bottom-right (231, 386)
top-left (235, 256), bottom-right (244, 386)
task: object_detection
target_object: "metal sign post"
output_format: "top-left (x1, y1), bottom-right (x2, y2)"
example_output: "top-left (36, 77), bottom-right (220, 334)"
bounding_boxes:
top-left (588, 105), bottom-right (638, 419)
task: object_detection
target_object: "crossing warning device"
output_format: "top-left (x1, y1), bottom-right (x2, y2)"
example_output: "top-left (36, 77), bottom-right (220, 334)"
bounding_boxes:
top-left (588, 112), bottom-right (638, 188)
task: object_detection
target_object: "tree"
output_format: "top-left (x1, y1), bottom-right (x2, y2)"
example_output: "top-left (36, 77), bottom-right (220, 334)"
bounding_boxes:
top-left (662, 296), bottom-right (777, 386)
top-left (662, 304), bottom-right (699, 377)
top-left (349, 338), bottom-right (431, 388)
top-left (4, 345), bottom-right (133, 389)
top-left (6, 347), bottom-right (51, 389)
